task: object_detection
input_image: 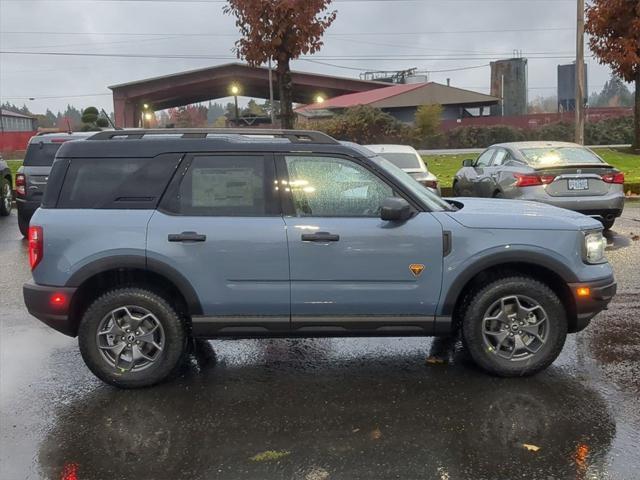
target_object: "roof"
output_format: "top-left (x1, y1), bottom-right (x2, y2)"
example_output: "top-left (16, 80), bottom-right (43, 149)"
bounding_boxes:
top-left (1, 109), bottom-right (35, 119)
top-left (108, 62), bottom-right (388, 111)
top-left (495, 141), bottom-right (582, 150)
top-left (56, 129), bottom-right (356, 159)
top-left (364, 144), bottom-right (420, 154)
top-left (28, 131), bottom-right (95, 144)
top-left (297, 82), bottom-right (499, 112)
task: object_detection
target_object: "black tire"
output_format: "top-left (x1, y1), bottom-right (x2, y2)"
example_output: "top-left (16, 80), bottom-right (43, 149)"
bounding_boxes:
top-left (0, 176), bottom-right (11, 217)
top-left (600, 218), bottom-right (615, 231)
top-left (452, 181), bottom-right (461, 196)
top-left (78, 287), bottom-right (188, 388)
top-left (493, 190), bottom-right (504, 198)
top-left (18, 211), bottom-right (29, 237)
top-left (461, 276), bottom-right (567, 377)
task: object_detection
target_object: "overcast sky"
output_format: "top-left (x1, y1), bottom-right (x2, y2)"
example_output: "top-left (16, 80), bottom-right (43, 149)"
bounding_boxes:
top-left (0, 0), bottom-right (623, 115)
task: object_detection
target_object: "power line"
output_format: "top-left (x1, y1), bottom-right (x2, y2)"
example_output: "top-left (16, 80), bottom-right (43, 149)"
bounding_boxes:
top-left (0, 50), bottom-right (589, 61)
top-left (0, 27), bottom-right (574, 37)
top-left (0, 0), bottom-right (576, 3)
top-left (1, 93), bottom-right (112, 100)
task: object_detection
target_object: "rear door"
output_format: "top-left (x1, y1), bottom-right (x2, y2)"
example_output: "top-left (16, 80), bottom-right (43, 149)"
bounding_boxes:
top-left (468, 148), bottom-right (495, 197)
top-left (147, 153), bottom-right (290, 331)
top-left (279, 153), bottom-right (443, 332)
top-left (477, 148), bottom-right (508, 197)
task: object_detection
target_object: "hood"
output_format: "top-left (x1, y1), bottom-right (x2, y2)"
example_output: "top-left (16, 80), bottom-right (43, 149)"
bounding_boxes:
top-left (445, 197), bottom-right (602, 231)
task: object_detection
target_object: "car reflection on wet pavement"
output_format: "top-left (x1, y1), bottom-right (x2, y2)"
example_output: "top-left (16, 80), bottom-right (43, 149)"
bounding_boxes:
top-left (1, 202), bottom-right (639, 480)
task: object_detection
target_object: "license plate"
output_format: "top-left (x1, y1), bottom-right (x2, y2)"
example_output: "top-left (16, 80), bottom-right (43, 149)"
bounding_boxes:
top-left (568, 178), bottom-right (589, 190)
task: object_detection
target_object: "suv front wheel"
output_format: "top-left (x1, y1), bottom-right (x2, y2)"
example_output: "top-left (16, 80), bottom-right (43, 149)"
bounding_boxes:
top-left (78, 287), bottom-right (187, 388)
top-left (462, 276), bottom-right (567, 377)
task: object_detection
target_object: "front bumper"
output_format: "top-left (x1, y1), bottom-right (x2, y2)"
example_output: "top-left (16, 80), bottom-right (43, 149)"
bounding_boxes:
top-left (568, 275), bottom-right (617, 332)
top-left (23, 282), bottom-right (77, 337)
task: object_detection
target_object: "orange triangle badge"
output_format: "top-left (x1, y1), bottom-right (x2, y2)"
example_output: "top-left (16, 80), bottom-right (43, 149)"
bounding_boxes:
top-left (409, 264), bottom-right (425, 277)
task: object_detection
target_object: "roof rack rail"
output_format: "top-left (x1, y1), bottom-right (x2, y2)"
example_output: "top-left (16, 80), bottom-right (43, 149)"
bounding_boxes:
top-left (87, 128), bottom-right (339, 144)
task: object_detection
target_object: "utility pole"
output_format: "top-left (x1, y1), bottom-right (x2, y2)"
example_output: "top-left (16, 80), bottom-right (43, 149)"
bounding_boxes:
top-left (575, 0), bottom-right (585, 144)
top-left (268, 57), bottom-right (275, 125)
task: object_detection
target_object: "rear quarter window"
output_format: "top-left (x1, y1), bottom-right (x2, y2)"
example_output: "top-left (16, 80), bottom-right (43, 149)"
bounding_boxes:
top-left (56, 154), bottom-right (181, 209)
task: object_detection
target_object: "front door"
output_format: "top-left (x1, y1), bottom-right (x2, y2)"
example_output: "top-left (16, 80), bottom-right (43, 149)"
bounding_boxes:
top-left (147, 153), bottom-right (290, 332)
top-left (280, 154), bottom-right (443, 333)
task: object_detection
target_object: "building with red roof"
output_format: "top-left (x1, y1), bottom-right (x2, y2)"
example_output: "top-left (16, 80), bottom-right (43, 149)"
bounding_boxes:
top-left (296, 82), bottom-right (499, 125)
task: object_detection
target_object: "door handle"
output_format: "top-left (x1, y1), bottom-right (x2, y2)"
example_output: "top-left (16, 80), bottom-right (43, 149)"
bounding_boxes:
top-left (301, 231), bottom-right (340, 242)
top-left (168, 231), bottom-right (207, 242)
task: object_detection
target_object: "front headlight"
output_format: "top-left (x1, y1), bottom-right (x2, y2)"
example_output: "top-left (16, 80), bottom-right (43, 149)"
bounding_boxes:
top-left (584, 231), bottom-right (607, 264)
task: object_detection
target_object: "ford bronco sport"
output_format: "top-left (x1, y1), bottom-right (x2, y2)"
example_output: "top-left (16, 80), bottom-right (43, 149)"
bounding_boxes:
top-left (23, 129), bottom-right (616, 388)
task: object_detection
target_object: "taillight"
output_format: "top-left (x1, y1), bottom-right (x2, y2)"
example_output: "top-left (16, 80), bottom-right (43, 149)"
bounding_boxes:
top-left (513, 173), bottom-right (555, 187)
top-left (28, 226), bottom-right (43, 270)
top-left (601, 172), bottom-right (624, 184)
top-left (15, 173), bottom-right (26, 196)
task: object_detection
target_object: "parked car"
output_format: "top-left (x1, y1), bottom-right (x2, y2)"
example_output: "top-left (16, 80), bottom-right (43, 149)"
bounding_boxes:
top-left (0, 154), bottom-right (12, 217)
top-left (365, 144), bottom-right (441, 196)
top-left (24, 129), bottom-right (615, 388)
top-left (452, 141), bottom-right (625, 230)
top-left (15, 132), bottom-right (94, 236)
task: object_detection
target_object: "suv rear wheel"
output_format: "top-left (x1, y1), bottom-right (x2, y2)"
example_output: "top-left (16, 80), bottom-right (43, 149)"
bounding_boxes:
top-left (78, 287), bottom-right (187, 388)
top-left (461, 276), bottom-right (567, 377)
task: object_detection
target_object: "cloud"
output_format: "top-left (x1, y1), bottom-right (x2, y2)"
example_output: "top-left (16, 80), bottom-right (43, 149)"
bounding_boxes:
top-left (0, 0), bottom-right (616, 114)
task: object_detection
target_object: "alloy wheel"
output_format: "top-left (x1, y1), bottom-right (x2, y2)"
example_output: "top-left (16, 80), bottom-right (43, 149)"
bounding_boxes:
top-left (96, 305), bottom-right (165, 372)
top-left (481, 295), bottom-right (549, 361)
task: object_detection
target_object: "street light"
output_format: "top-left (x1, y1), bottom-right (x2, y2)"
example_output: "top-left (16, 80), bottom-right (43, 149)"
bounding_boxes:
top-left (230, 84), bottom-right (241, 125)
top-left (315, 94), bottom-right (326, 104)
top-left (141, 103), bottom-right (152, 128)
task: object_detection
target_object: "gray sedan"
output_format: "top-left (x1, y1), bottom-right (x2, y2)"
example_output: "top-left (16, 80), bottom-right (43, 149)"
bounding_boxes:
top-left (452, 141), bottom-right (625, 230)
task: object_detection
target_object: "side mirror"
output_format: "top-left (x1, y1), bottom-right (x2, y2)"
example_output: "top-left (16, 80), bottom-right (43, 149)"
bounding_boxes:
top-left (462, 159), bottom-right (474, 167)
top-left (380, 197), bottom-right (412, 222)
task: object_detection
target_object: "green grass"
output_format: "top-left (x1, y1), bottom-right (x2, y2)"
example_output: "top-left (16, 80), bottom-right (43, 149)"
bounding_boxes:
top-left (422, 148), bottom-right (640, 190)
top-left (6, 148), bottom-right (640, 191)
top-left (6, 160), bottom-right (23, 187)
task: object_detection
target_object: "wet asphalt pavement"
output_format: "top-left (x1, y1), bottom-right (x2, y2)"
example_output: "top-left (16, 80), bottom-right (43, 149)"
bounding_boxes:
top-left (1, 204), bottom-right (639, 480)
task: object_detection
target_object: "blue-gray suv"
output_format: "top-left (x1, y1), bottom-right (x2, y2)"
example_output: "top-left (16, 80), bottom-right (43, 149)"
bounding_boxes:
top-left (23, 129), bottom-right (617, 388)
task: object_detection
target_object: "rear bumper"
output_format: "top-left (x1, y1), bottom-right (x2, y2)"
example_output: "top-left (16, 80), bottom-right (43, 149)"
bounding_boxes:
top-left (23, 282), bottom-right (77, 337)
top-left (518, 190), bottom-right (624, 217)
top-left (568, 275), bottom-right (617, 333)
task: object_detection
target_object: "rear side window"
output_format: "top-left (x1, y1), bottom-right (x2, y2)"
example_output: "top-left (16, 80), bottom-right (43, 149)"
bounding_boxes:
top-left (57, 154), bottom-right (181, 209)
top-left (164, 154), bottom-right (278, 216)
top-left (24, 143), bottom-right (62, 166)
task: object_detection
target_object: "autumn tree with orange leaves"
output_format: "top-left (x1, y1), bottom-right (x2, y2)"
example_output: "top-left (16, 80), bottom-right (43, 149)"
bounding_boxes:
top-left (586, 0), bottom-right (640, 150)
top-left (224, 0), bottom-right (336, 129)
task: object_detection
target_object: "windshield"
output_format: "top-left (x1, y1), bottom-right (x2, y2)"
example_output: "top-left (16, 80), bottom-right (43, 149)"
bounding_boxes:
top-left (369, 155), bottom-right (453, 211)
top-left (377, 152), bottom-right (424, 170)
top-left (519, 147), bottom-right (605, 167)
top-left (24, 143), bottom-right (63, 166)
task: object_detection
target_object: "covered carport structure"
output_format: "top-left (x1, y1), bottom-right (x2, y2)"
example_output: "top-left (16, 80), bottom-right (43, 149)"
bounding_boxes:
top-left (109, 62), bottom-right (388, 127)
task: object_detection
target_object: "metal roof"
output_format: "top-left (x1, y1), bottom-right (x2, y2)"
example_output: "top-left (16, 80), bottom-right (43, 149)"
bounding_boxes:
top-left (297, 82), bottom-right (499, 112)
top-left (1, 109), bottom-right (35, 119)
